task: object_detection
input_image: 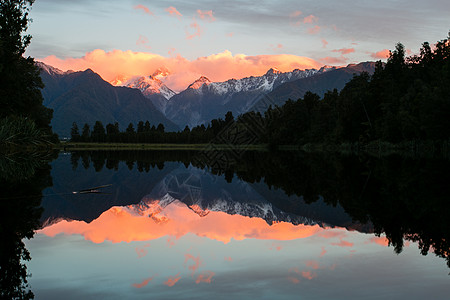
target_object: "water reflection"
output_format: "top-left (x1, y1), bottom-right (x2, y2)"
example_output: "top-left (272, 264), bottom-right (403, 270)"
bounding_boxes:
top-left (5, 150), bottom-right (450, 299)
top-left (0, 152), bottom-right (56, 299)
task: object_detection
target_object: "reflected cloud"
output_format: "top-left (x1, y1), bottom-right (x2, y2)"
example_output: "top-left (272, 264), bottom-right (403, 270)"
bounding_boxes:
top-left (305, 260), bottom-right (320, 270)
top-left (135, 243), bottom-right (150, 258)
top-left (38, 198), bottom-right (326, 244)
top-left (164, 272), bottom-right (181, 287)
top-left (132, 276), bottom-right (154, 288)
top-left (195, 271), bottom-right (215, 284)
top-left (331, 239), bottom-right (354, 248)
top-left (301, 271), bottom-right (317, 280)
top-left (184, 254), bottom-right (202, 274)
top-left (319, 246), bottom-right (327, 257)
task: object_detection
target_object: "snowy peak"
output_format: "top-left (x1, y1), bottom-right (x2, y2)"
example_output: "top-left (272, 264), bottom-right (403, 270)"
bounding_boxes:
top-left (36, 61), bottom-right (72, 76)
top-left (188, 76), bottom-right (211, 90)
top-left (110, 74), bottom-right (128, 86)
top-left (264, 67), bottom-right (282, 76)
top-left (152, 66), bottom-right (170, 79)
top-left (124, 75), bottom-right (176, 100)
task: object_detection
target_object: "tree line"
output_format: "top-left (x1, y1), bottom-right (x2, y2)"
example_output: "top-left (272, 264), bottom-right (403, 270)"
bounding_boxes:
top-left (70, 111), bottom-right (235, 144)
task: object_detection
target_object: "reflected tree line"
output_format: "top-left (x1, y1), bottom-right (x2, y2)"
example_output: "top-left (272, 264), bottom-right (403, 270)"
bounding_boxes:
top-left (2, 149), bottom-right (450, 299)
top-left (71, 150), bottom-right (450, 268)
top-left (0, 151), bottom-right (56, 299)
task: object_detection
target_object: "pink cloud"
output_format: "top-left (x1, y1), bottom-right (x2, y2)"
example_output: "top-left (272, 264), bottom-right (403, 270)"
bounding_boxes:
top-left (321, 39), bottom-right (328, 48)
top-left (184, 254), bottom-right (202, 274)
top-left (166, 6), bottom-right (182, 18)
top-left (164, 272), bottom-right (181, 287)
top-left (226, 32), bottom-right (234, 37)
top-left (197, 10), bottom-right (215, 22)
top-left (319, 246), bottom-right (327, 257)
top-left (319, 56), bottom-right (349, 65)
top-left (307, 25), bottom-right (321, 35)
top-left (132, 276), bottom-right (154, 288)
top-left (136, 35), bottom-right (151, 49)
top-left (331, 239), bottom-right (354, 248)
top-left (186, 21), bottom-right (202, 40)
top-left (332, 48), bottom-right (355, 55)
top-left (303, 15), bottom-right (318, 24)
top-left (301, 271), bottom-right (317, 280)
top-left (224, 256), bottom-right (233, 262)
top-left (134, 4), bottom-right (154, 16)
top-left (370, 49), bottom-right (390, 59)
top-left (195, 271), bottom-right (215, 284)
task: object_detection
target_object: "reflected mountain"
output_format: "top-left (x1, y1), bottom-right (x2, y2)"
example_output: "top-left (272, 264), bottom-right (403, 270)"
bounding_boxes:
top-left (38, 150), bottom-right (450, 268)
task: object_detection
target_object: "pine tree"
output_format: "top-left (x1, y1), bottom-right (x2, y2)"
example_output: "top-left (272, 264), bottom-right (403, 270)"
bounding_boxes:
top-left (70, 122), bottom-right (80, 142)
top-left (0, 0), bottom-right (54, 132)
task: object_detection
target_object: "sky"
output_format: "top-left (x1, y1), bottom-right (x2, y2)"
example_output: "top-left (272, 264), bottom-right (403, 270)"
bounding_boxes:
top-left (26, 0), bottom-right (450, 91)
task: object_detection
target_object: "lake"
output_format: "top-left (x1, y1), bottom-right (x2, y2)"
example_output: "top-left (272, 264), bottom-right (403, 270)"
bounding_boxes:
top-left (1, 149), bottom-right (449, 299)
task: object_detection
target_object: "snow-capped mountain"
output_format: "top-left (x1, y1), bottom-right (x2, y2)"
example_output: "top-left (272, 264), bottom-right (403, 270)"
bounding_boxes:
top-left (187, 76), bottom-right (211, 90)
top-left (35, 61), bottom-right (73, 76)
top-left (165, 66), bottom-right (335, 127)
top-left (124, 75), bottom-right (176, 100)
top-left (123, 166), bottom-right (319, 226)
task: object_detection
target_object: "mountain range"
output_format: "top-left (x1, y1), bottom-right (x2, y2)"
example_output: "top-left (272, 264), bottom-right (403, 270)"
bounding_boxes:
top-left (116, 62), bottom-right (376, 128)
top-left (37, 61), bottom-right (376, 136)
top-left (37, 62), bottom-right (179, 137)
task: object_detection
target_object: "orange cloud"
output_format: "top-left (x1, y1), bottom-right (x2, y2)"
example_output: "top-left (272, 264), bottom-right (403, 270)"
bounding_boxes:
top-left (134, 4), bottom-right (154, 16)
top-left (197, 10), bottom-right (215, 22)
top-left (184, 254), bottom-right (202, 274)
top-left (367, 236), bottom-right (389, 246)
top-left (186, 21), bottom-right (202, 40)
top-left (321, 39), bottom-right (328, 49)
top-left (40, 49), bottom-right (322, 92)
top-left (195, 271), bottom-right (215, 284)
top-left (303, 15), bottom-right (318, 24)
top-left (164, 272), bottom-right (181, 287)
top-left (166, 6), bottom-right (182, 18)
top-left (370, 49), bottom-right (390, 59)
top-left (136, 35), bottom-right (151, 49)
top-left (319, 246), bottom-right (327, 257)
top-left (332, 48), bottom-right (355, 55)
top-left (38, 199), bottom-right (328, 244)
top-left (301, 271), bottom-right (317, 280)
top-left (224, 256), bottom-right (233, 262)
top-left (307, 25), bottom-right (321, 35)
top-left (132, 276), bottom-right (154, 288)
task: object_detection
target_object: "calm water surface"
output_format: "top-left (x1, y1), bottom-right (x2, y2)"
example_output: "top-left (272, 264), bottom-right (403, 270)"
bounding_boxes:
top-left (2, 150), bottom-right (450, 299)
